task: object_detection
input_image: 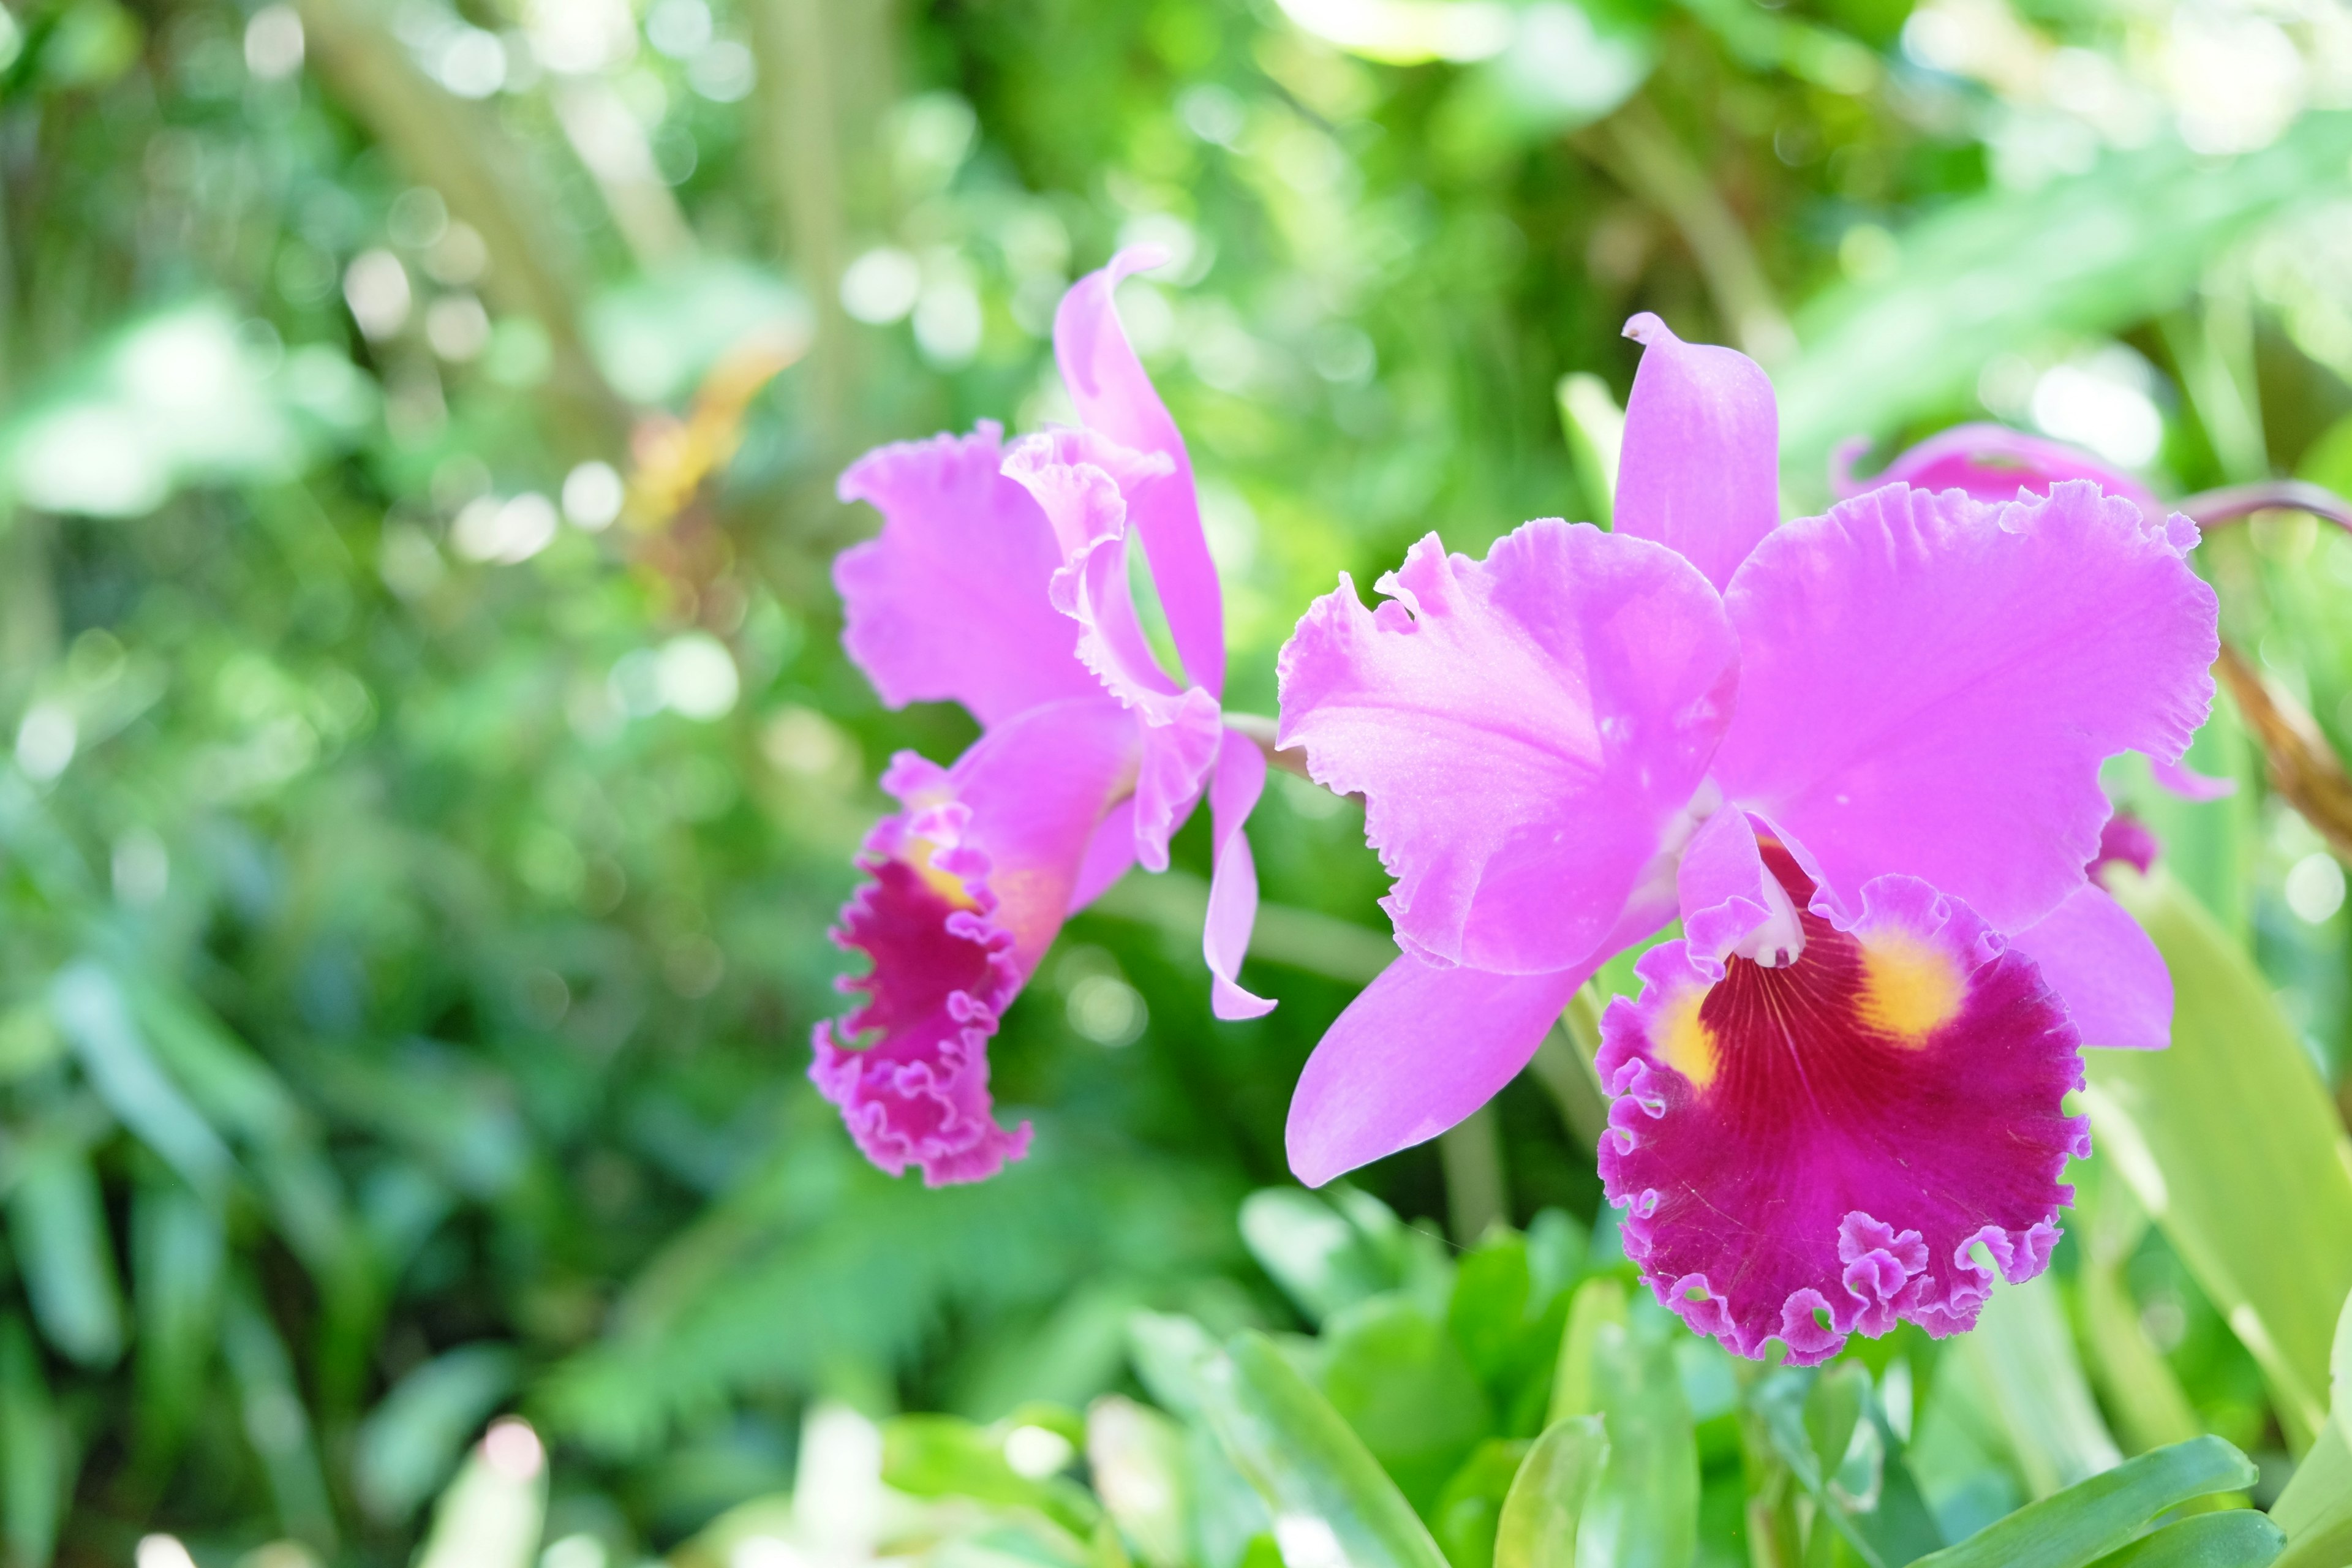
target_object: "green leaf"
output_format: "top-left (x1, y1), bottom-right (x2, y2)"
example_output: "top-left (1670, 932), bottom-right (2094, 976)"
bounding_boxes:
top-left (2089, 867), bottom-right (2352, 1449)
top-left (1907, 1437), bottom-right (2256, 1568)
top-left (2271, 1422), bottom-right (2352, 1568)
top-left (2084, 1511), bottom-right (2285, 1568)
top-left (1315, 1295), bottom-right (1493, 1512)
top-left (1431, 1439), bottom-right (1532, 1568)
top-left (353, 1343), bottom-right (522, 1525)
top-left (413, 1420), bottom-right (548, 1568)
top-left (7, 1139), bottom-right (124, 1368)
top-left (50, 961), bottom-right (234, 1202)
top-left (1196, 1331), bottom-right (1451, 1568)
top-left (1548, 1277), bottom-right (1627, 1426)
top-left (1087, 1396), bottom-right (1189, 1568)
top-left (1238, 1189), bottom-right (1408, 1327)
top-left (884, 1413), bottom-right (1100, 1539)
top-left (1956, 1277), bottom-right (2122, 1498)
top-left (1777, 112), bottom-right (2352, 489)
top-left (1493, 1416), bottom-right (1607, 1568)
top-left (1577, 1319), bottom-right (1698, 1568)
top-left (0, 1314), bottom-right (70, 1568)
top-left (130, 1182), bottom-right (223, 1453)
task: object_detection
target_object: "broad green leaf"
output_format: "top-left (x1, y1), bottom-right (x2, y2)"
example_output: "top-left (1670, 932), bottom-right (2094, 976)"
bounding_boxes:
top-left (1315, 1294), bottom-right (1493, 1511)
top-left (1548, 1277), bottom-right (1627, 1426)
top-left (1494, 1416), bottom-right (1607, 1568)
top-left (1958, 1277), bottom-right (2122, 1498)
top-left (1196, 1330), bottom-right (1450, 1568)
top-left (413, 1420), bottom-right (548, 1568)
top-left (2073, 1161), bottom-right (2203, 1457)
top-left (1777, 112), bottom-right (2352, 488)
top-left (1908, 1437), bottom-right (2255, 1568)
top-left (883, 1413), bottom-right (1099, 1539)
top-left (1577, 1319), bottom-right (1698, 1568)
top-left (7, 1140), bottom-right (124, 1367)
top-left (2271, 1423), bottom-right (2352, 1568)
top-left (130, 1183), bottom-right (222, 1450)
top-left (2089, 867), bottom-right (2352, 1449)
top-left (1431, 1439), bottom-right (1532, 1568)
top-left (50, 960), bottom-right (234, 1201)
top-left (2086, 1511), bottom-right (2285, 1568)
top-left (1239, 1189), bottom-right (1403, 1327)
top-left (0, 1315), bottom-right (69, 1568)
top-left (353, 1343), bottom-right (522, 1524)
top-left (1087, 1396), bottom-right (1189, 1568)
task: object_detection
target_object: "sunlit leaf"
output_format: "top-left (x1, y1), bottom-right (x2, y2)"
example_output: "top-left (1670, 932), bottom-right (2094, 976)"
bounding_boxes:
top-left (1493, 1416), bottom-right (1607, 1568)
top-left (2084, 1510), bottom-right (2285, 1568)
top-left (1908, 1438), bottom-right (2255, 1568)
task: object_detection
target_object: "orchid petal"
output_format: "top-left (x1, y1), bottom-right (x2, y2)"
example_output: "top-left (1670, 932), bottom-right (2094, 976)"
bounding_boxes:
top-left (1713, 480), bottom-right (2218, 933)
top-left (2009, 883), bottom-right (2171, 1050)
top-left (1055, 247), bottom-right (1226, 696)
top-left (811, 696), bottom-right (1138, 1185)
top-left (1837, 422), bottom-right (2161, 519)
top-left (1277, 520), bottom-right (1740, 973)
top-left (1205, 730), bottom-right (1275, 1021)
top-left (1616, 314), bottom-right (1782, 592)
top-left (1599, 867), bottom-right (2087, 1363)
top-left (1068, 797), bottom-right (1139, 914)
top-left (1287, 956), bottom-right (1585, 1187)
top-left (834, 422), bottom-right (1102, 725)
top-left (1678, 808), bottom-right (1805, 976)
top-left (2148, 752), bottom-right (2237, 801)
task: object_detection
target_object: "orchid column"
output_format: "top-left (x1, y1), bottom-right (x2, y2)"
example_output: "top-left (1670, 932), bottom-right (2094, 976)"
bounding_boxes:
top-left (815, 249), bottom-right (1272, 1187)
top-left (1274, 315), bottom-right (2220, 1363)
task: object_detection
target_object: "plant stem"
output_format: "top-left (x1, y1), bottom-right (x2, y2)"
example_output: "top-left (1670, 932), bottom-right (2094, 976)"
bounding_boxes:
top-left (1439, 1106), bottom-right (1508, 1243)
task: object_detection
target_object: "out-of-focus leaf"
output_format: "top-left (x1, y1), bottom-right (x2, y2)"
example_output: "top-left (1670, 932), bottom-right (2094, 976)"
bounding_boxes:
top-left (1577, 1318), bottom-right (1698, 1568)
top-left (1555, 372), bottom-right (1624, 525)
top-left (1196, 1330), bottom-right (1451, 1568)
top-left (1238, 1188), bottom-right (1403, 1327)
top-left (1547, 1276), bottom-right (1626, 1425)
top-left (883, 1414), bottom-right (1099, 1539)
top-left (1088, 1396), bottom-right (1189, 1568)
top-left (1958, 1277), bottom-right (2122, 1498)
top-left (0, 1314), bottom-right (69, 1568)
top-left (7, 1139), bottom-right (124, 1367)
top-left (223, 1287), bottom-right (338, 1552)
top-left (2075, 1161), bottom-right (2203, 1457)
top-left (353, 1344), bottom-right (523, 1525)
top-left (1908, 1437), bottom-right (2255, 1568)
top-left (1430, 1439), bottom-right (1531, 1568)
top-left (2271, 1423), bottom-right (2352, 1568)
top-left (2089, 867), bottom-right (2352, 1449)
top-left (131, 1183), bottom-right (223, 1451)
top-left (1493, 1416), bottom-right (1607, 1568)
top-left (1778, 113), bottom-right (2352, 488)
top-left (2084, 1510), bottom-right (2285, 1568)
top-left (50, 961), bottom-right (234, 1201)
top-left (1268, 0), bottom-right (1515, 64)
top-left (1314, 1294), bottom-right (1492, 1510)
top-left (413, 1420), bottom-right (548, 1568)
top-left (586, 258), bottom-right (810, 406)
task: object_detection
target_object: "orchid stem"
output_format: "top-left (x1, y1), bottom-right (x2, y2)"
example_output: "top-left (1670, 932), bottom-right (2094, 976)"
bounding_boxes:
top-left (1439, 1106), bottom-right (1509, 1245)
top-left (1225, 712), bottom-right (1314, 782)
top-left (2179, 480), bottom-right (2352, 535)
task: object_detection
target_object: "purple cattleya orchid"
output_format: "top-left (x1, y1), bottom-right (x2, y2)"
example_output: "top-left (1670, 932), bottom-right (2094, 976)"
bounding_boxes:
top-left (1274, 314), bottom-right (2220, 1362)
top-left (815, 247), bottom-right (1271, 1187)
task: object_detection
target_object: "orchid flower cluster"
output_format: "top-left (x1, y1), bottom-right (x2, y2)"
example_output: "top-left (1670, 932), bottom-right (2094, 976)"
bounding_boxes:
top-left (818, 258), bottom-right (2223, 1365)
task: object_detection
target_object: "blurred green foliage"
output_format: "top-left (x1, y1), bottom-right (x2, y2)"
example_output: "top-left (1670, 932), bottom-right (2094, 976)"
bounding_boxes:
top-left (3, 0), bottom-right (2352, 1562)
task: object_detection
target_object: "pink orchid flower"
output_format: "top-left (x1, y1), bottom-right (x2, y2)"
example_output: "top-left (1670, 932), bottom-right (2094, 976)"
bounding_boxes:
top-left (815, 247), bottom-right (1271, 1187)
top-left (1274, 314), bottom-right (2219, 1363)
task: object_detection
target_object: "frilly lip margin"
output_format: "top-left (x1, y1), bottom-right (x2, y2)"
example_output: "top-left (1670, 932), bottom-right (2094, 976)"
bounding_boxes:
top-left (808, 761), bottom-right (1034, 1186)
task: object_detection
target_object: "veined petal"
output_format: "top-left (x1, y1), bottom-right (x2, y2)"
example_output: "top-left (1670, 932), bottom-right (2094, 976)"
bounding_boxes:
top-left (1836, 423), bottom-right (2160, 519)
top-left (812, 698), bottom-right (1139, 1185)
top-left (834, 422), bottom-right (1103, 725)
top-left (1003, 429), bottom-right (1224, 869)
top-left (2009, 882), bottom-right (2171, 1050)
top-left (1276, 519), bottom-right (1740, 973)
top-left (1615, 314), bottom-right (1782, 592)
top-left (1598, 856), bottom-right (2088, 1365)
top-left (1204, 730), bottom-right (1275, 1020)
top-left (1055, 247), bottom-right (1226, 696)
top-left (1714, 480), bottom-right (2219, 933)
top-left (1287, 956), bottom-right (1586, 1188)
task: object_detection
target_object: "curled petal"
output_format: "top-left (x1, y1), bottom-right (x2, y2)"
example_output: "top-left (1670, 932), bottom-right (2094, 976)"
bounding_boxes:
top-left (1277, 520), bottom-right (1740, 973)
top-left (2009, 882), bottom-right (2171, 1050)
top-left (1597, 864), bottom-right (2087, 1364)
top-left (834, 422), bottom-right (1102, 725)
top-left (1616, 314), bottom-right (1782, 592)
top-left (1205, 730), bottom-right (1275, 1020)
top-left (1678, 807), bottom-right (1805, 975)
top-left (1003, 430), bottom-right (1223, 868)
top-left (2090, 810), bottom-right (2160, 880)
top-left (812, 698), bottom-right (1139, 1185)
top-left (2147, 753), bottom-right (2236, 801)
top-left (1287, 956), bottom-right (1586, 1188)
top-left (1055, 247), bottom-right (1226, 696)
top-left (1835, 422), bottom-right (2161, 519)
top-left (1714, 480), bottom-right (2219, 933)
